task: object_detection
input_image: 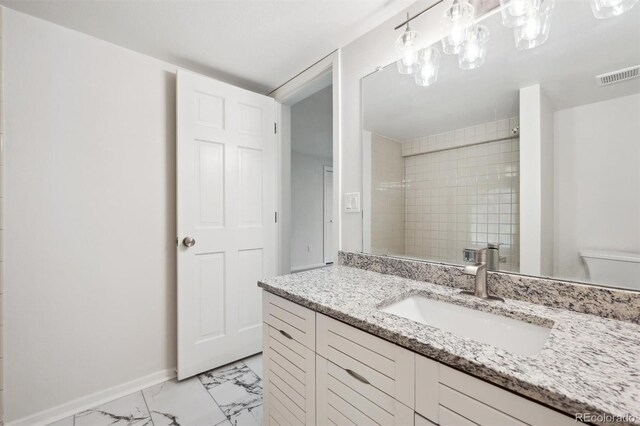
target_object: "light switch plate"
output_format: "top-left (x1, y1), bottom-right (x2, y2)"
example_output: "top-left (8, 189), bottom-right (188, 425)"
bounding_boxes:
top-left (344, 192), bottom-right (361, 213)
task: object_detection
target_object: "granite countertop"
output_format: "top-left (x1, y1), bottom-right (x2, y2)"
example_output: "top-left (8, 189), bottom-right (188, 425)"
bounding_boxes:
top-left (258, 265), bottom-right (640, 425)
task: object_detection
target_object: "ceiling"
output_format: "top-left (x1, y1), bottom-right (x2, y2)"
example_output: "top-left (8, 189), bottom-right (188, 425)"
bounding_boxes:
top-left (0, 0), bottom-right (416, 94)
top-left (363, 1), bottom-right (640, 141)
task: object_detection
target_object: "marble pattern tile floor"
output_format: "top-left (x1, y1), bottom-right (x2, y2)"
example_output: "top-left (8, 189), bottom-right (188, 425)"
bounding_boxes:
top-left (48, 353), bottom-right (263, 426)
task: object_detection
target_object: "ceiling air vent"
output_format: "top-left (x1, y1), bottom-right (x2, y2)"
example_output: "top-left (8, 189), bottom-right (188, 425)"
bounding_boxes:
top-left (596, 65), bottom-right (640, 86)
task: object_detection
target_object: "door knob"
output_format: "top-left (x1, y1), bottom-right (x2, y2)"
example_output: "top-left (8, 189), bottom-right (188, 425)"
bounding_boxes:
top-left (182, 236), bottom-right (196, 248)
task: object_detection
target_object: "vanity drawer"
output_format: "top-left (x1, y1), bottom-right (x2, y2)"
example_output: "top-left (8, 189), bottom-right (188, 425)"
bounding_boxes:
top-left (439, 384), bottom-right (526, 426)
top-left (263, 324), bottom-right (316, 425)
top-left (316, 313), bottom-right (415, 408)
top-left (415, 354), bottom-right (575, 426)
top-left (439, 365), bottom-right (575, 426)
top-left (316, 355), bottom-right (414, 426)
top-left (263, 291), bottom-right (315, 350)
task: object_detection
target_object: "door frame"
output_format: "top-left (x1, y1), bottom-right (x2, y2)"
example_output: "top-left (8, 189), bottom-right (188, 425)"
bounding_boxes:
top-left (323, 165), bottom-right (334, 264)
top-left (269, 50), bottom-right (342, 275)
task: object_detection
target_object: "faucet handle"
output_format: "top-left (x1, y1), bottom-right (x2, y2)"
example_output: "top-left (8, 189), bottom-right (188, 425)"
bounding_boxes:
top-left (463, 248), bottom-right (477, 263)
top-left (463, 247), bottom-right (487, 263)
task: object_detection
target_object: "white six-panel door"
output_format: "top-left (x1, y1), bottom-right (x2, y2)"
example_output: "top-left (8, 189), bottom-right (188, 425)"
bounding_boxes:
top-left (177, 70), bottom-right (276, 379)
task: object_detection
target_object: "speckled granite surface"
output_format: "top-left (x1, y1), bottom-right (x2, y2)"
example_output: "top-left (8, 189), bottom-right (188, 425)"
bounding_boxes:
top-left (258, 266), bottom-right (640, 425)
top-left (339, 251), bottom-right (640, 324)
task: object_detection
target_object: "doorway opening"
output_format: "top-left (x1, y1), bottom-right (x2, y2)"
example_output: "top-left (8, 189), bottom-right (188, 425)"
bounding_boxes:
top-left (289, 84), bottom-right (334, 272)
top-left (270, 52), bottom-right (340, 275)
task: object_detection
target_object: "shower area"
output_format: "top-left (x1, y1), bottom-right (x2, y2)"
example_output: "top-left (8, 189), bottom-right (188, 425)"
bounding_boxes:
top-left (366, 117), bottom-right (521, 272)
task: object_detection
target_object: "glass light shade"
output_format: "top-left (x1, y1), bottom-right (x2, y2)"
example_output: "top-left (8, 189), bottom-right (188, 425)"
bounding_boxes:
top-left (458, 25), bottom-right (489, 70)
top-left (396, 29), bottom-right (419, 74)
top-left (441, 2), bottom-right (475, 54)
top-left (513, 0), bottom-right (555, 50)
top-left (499, 0), bottom-right (534, 27)
top-left (414, 47), bottom-right (442, 87)
top-left (591, 0), bottom-right (639, 18)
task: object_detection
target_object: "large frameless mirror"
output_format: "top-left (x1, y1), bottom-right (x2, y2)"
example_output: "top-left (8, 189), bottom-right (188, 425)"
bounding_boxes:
top-left (362, 0), bottom-right (640, 291)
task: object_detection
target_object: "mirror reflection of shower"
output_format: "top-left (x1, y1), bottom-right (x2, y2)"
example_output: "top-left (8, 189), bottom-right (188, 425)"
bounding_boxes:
top-left (365, 114), bottom-right (521, 273)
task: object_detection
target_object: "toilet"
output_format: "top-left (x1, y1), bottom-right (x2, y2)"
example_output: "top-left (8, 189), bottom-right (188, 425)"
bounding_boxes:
top-left (580, 250), bottom-right (640, 291)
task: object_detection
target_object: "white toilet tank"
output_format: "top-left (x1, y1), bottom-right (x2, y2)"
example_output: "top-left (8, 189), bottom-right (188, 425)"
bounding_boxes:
top-left (579, 250), bottom-right (640, 290)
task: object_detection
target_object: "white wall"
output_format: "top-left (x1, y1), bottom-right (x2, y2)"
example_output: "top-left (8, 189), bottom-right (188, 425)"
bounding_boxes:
top-left (290, 153), bottom-right (332, 269)
top-left (339, 0), bottom-right (450, 252)
top-left (290, 87), bottom-right (333, 270)
top-left (4, 9), bottom-right (178, 421)
top-left (554, 93), bottom-right (640, 281)
top-left (370, 133), bottom-right (404, 256)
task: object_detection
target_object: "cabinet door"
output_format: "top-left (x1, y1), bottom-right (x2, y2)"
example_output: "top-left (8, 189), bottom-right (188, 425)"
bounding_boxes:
top-left (316, 313), bottom-right (415, 408)
top-left (438, 365), bottom-right (575, 426)
top-left (316, 355), bottom-right (414, 426)
top-left (263, 324), bottom-right (315, 424)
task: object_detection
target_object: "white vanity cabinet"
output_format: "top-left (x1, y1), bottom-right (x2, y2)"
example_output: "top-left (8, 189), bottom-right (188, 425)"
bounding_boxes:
top-left (263, 292), bottom-right (316, 425)
top-left (415, 357), bottom-right (576, 426)
top-left (262, 292), bottom-right (575, 426)
top-left (315, 314), bottom-right (415, 425)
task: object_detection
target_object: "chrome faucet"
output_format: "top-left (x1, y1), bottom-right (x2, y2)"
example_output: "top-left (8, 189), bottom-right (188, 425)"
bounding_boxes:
top-left (461, 247), bottom-right (504, 301)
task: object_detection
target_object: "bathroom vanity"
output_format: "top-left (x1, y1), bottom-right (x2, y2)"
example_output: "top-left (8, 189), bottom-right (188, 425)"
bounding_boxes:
top-left (259, 255), bottom-right (640, 426)
top-left (258, 1), bottom-right (640, 424)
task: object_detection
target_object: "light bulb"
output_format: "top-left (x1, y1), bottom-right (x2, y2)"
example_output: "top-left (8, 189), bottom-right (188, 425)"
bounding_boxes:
top-left (441, 1), bottom-right (475, 54)
top-left (464, 43), bottom-right (481, 62)
top-left (500, 0), bottom-right (533, 27)
top-left (450, 25), bottom-right (466, 45)
top-left (521, 15), bottom-right (541, 40)
top-left (458, 25), bottom-right (489, 70)
top-left (513, 0), bottom-right (554, 50)
top-left (415, 46), bottom-right (441, 87)
top-left (403, 50), bottom-right (416, 67)
top-left (509, 0), bottom-right (529, 16)
top-left (395, 29), bottom-right (419, 74)
top-left (420, 62), bottom-right (436, 79)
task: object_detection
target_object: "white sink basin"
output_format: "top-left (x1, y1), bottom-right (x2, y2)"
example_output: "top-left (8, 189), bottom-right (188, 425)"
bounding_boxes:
top-left (380, 295), bottom-right (551, 356)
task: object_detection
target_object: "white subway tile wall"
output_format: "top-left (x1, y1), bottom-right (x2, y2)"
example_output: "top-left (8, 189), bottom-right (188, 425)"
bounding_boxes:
top-left (371, 134), bottom-right (405, 256)
top-left (402, 117), bottom-right (520, 272)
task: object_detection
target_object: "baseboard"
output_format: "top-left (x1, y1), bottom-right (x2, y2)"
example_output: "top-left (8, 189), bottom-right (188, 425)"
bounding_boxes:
top-left (291, 263), bottom-right (328, 273)
top-left (6, 367), bottom-right (177, 426)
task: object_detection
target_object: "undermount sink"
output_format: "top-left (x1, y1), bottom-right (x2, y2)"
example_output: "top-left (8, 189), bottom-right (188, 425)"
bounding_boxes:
top-left (380, 295), bottom-right (551, 356)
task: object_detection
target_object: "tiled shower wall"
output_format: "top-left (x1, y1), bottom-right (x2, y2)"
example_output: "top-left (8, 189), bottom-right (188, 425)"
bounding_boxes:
top-left (402, 117), bottom-right (521, 271)
top-left (370, 133), bottom-right (405, 256)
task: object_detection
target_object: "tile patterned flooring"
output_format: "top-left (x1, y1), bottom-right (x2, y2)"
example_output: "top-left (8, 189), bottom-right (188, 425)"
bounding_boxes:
top-left (48, 353), bottom-right (263, 426)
